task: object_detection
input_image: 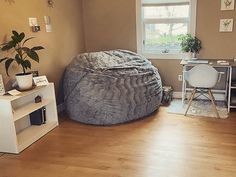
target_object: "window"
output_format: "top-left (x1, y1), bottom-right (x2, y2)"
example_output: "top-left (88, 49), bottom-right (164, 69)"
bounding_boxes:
top-left (136, 0), bottom-right (197, 59)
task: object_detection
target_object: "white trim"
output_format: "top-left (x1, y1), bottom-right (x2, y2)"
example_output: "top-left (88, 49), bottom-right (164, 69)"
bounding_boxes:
top-left (142, 2), bottom-right (189, 7)
top-left (144, 18), bottom-right (189, 24)
top-left (136, 0), bottom-right (142, 54)
top-left (143, 53), bottom-right (182, 59)
top-left (136, 0), bottom-right (198, 59)
top-left (189, 0), bottom-right (197, 36)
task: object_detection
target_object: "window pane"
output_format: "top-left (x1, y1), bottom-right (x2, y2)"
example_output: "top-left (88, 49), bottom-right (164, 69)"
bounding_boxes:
top-left (143, 5), bottom-right (189, 19)
top-left (144, 23), bottom-right (188, 53)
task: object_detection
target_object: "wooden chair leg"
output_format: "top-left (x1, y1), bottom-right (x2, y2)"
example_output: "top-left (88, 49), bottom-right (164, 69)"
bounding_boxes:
top-left (208, 89), bottom-right (220, 118)
top-left (185, 88), bottom-right (196, 116)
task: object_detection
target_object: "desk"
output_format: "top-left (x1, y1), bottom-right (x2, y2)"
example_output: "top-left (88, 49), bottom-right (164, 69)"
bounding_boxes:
top-left (180, 59), bottom-right (236, 112)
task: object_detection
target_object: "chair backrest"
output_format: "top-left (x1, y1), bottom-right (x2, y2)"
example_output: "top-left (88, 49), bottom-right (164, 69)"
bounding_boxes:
top-left (184, 64), bottom-right (219, 88)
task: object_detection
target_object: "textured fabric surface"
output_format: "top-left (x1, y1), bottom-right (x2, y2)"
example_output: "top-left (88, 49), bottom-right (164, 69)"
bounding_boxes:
top-left (168, 99), bottom-right (228, 119)
top-left (64, 50), bottom-right (163, 125)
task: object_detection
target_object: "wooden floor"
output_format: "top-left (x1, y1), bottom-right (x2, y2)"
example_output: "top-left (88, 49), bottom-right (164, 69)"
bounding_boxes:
top-left (1, 107), bottom-right (236, 177)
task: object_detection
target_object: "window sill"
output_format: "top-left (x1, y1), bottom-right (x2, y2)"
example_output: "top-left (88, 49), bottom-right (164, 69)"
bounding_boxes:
top-left (140, 53), bottom-right (183, 60)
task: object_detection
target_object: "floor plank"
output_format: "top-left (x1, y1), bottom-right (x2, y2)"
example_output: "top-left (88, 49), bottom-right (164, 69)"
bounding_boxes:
top-left (1, 107), bottom-right (236, 177)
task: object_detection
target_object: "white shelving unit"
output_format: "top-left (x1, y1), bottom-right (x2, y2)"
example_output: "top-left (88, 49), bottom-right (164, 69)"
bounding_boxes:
top-left (228, 66), bottom-right (236, 112)
top-left (0, 83), bottom-right (59, 154)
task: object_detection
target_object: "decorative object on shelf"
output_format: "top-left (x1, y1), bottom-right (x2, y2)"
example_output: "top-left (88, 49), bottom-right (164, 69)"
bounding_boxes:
top-left (232, 80), bottom-right (236, 86)
top-left (0, 74), bottom-right (5, 96)
top-left (7, 89), bottom-right (21, 96)
top-left (47, 0), bottom-right (54, 8)
top-left (35, 95), bottom-right (42, 103)
top-left (221, 0), bottom-right (235, 10)
top-left (217, 60), bottom-right (230, 65)
top-left (0, 31), bottom-right (44, 90)
top-left (178, 34), bottom-right (202, 60)
top-left (30, 107), bottom-right (46, 125)
top-left (162, 86), bottom-right (173, 106)
top-left (33, 75), bottom-right (49, 86)
top-left (220, 19), bottom-right (234, 32)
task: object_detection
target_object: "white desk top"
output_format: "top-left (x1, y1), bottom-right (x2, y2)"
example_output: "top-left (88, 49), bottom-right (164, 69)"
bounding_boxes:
top-left (180, 59), bottom-right (235, 67)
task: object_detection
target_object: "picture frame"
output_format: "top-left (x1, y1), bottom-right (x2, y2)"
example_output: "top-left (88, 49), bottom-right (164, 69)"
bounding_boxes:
top-left (221, 0), bottom-right (235, 10)
top-left (33, 75), bottom-right (49, 86)
top-left (0, 74), bottom-right (5, 96)
top-left (219, 19), bottom-right (234, 32)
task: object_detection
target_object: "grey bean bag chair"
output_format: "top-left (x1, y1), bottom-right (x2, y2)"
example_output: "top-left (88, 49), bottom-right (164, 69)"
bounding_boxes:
top-left (64, 50), bottom-right (162, 125)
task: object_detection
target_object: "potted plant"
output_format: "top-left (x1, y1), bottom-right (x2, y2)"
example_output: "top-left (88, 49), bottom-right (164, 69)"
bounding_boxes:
top-left (0, 31), bottom-right (44, 90)
top-left (178, 34), bottom-right (202, 60)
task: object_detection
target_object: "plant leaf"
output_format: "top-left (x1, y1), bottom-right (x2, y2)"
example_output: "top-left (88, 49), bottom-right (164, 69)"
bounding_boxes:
top-left (11, 31), bottom-right (25, 43)
top-left (12, 30), bottom-right (19, 37)
top-left (31, 46), bottom-right (44, 51)
top-left (1, 41), bottom-right (15, 51)
top-left (27, 50), bottom-right (39, 62)
top-left (23, 37), bottom-right (35, 46)
top-left (15, 54), bottom-right (23, 64)
top-left (19, 32), bottom-right (25, 42)
top-left (5, 58), bottom-right (14, 76)
top-left (22, 47), bottom-right (31, 53)
top-left (23, 60), bottom-right (31, 69)
top-left (0, 57), bottom-right (8, 63)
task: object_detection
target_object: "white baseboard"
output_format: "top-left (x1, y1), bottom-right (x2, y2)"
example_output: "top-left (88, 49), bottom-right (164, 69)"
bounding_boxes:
top-left (57, 103), bottom-right (65, 113)
top-left (173, 92), bottom-right (225, 101)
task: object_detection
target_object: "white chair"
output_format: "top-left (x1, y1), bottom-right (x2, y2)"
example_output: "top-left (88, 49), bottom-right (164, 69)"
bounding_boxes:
top-left (184, 64), bottom-right (223, 118)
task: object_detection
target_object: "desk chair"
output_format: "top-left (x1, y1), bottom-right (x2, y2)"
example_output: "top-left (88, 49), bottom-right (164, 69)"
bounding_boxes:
top-left (184, 64), bottom-right (223, 118)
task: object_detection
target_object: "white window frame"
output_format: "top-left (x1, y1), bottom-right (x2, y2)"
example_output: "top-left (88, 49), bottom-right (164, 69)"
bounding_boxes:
top-left (136, 0), bottom-right (197, 60)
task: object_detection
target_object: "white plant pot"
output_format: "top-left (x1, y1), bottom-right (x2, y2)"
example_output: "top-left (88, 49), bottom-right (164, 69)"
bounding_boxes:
top-left (192, 52), bottom-right (198, 60)
top-left (16, 73), bottom-right (33, 90)
top-left (182, 52), bottom-right (192, 60)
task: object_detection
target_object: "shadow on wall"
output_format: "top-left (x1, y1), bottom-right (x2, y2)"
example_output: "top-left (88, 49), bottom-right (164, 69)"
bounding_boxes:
top-left (5, 0), bottom-right (15, 4)
top-left (57, 69), bottom-right (66, 105)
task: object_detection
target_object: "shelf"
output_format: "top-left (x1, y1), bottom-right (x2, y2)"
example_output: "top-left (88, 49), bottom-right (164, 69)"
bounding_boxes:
top-left (17, 121), bottom-right (58, 152)
top-left (0, 85), bottom-right (50, 102)
top-left (13, 99), bottom-right (52, 122)
top-left (231, 86), bottom-right (236, 89)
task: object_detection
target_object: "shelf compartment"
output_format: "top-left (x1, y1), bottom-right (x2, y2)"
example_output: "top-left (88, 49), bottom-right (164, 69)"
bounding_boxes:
top-left (13, 99), bottom-right (52, 122)
top-left (17, 121), bottom-right (58, 152)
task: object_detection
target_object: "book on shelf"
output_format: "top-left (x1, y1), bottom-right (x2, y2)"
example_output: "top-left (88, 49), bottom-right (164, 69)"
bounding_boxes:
top-left (217, 60), bottom-right (229, 65)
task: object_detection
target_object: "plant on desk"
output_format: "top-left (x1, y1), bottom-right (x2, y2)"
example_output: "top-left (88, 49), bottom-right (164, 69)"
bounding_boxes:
top-left (0, 31), bottom-right (44, 90)
top-left (178, 34), bottom-right (202, 60)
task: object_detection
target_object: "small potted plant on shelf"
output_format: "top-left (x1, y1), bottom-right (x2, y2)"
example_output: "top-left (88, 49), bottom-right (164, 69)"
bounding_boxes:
top-left (178, 34), bottom-right (202, 60)
top-left (0, 31), bottom-right (44, 90)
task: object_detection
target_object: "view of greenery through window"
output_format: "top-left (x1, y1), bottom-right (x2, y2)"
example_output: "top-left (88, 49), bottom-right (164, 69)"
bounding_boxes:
top-left (145, 23), bottom-right (188, 52)
top-left (143, 4), bottom-right (189, 53)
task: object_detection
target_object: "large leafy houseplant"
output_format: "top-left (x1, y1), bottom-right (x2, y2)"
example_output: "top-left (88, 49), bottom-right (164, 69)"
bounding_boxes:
top-left (178, 34), bottom-right (202, 59)
top-left (0, 31), bottom-right (44, 90)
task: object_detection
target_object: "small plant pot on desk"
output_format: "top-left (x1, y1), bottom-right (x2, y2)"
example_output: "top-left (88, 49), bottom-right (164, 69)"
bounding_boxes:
top-left (16, 73), bottom-right (33, 90)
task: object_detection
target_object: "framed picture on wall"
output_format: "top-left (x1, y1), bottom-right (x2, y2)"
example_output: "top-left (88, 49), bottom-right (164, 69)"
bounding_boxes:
top-left (221, 0), bottom-right (235, 10)
top-left (0, 74), bottom-right (5, 96)
top-left (220, 19), bottom-right (234, 32)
